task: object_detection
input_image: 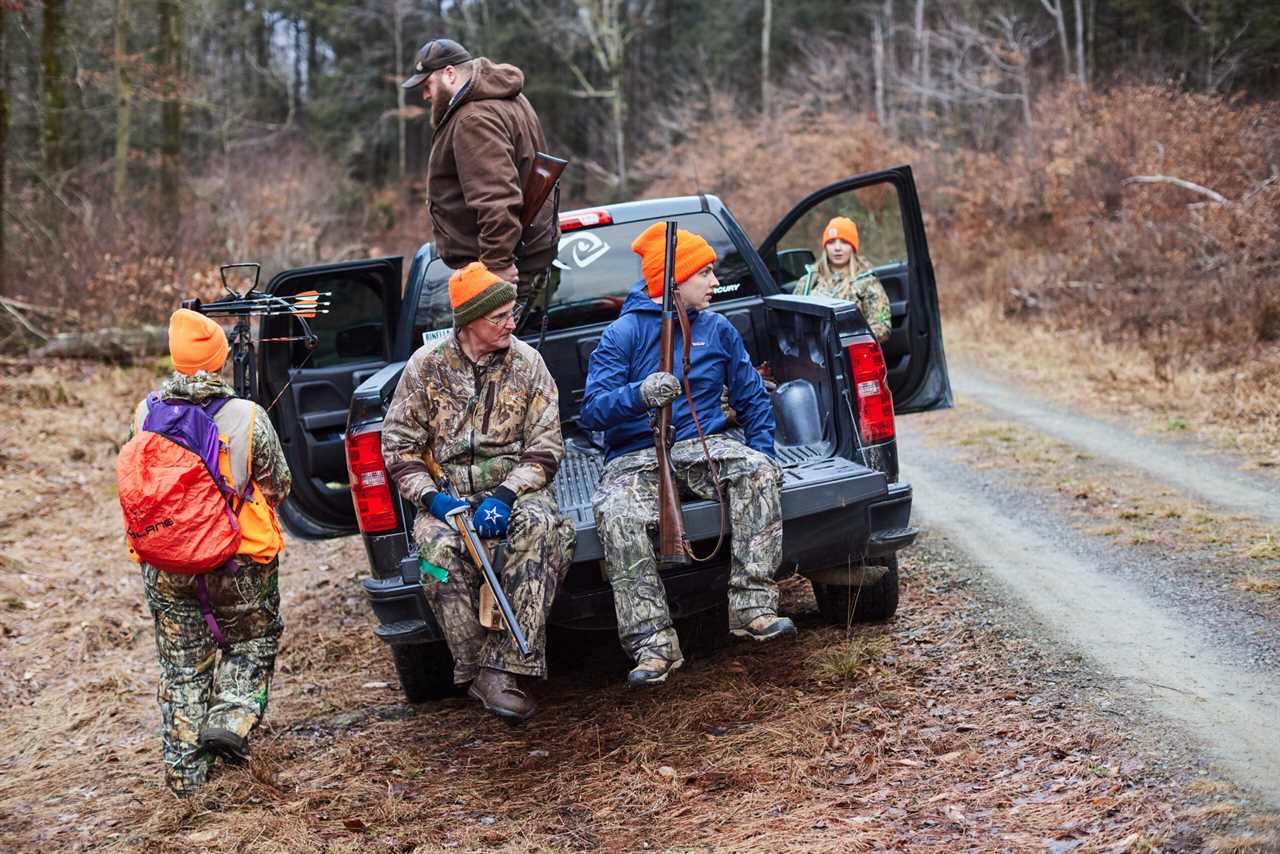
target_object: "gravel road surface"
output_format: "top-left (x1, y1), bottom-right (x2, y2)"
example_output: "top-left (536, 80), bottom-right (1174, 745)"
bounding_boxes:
top-left (900, 369), bottom-right (1280, 808)
top-left (951, 368), bottom-right (1280, 525)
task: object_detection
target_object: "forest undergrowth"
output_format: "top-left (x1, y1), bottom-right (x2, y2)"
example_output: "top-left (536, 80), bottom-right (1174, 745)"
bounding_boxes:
top-left (5, 82), bottom-right (1277, 457)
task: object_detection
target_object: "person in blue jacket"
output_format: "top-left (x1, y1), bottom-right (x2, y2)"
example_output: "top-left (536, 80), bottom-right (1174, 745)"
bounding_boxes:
top-left (582, 221), bottom-right (796, 688)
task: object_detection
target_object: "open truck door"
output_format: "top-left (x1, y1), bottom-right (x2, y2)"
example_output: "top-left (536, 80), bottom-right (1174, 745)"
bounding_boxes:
top-left (259, 257), bottom-right (403, 538)
top-left (757, 165), bottom-right (952, 414)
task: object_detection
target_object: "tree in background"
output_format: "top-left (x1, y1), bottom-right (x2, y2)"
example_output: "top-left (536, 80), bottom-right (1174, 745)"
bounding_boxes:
top-left (157, 0), bottom-right (182, 215)
top-left (38, 0), bottom-right (64, 174)
top-left (113, 0), bottom-right (131, 198)
top-left (1, 0), bottom-right (1277, 330)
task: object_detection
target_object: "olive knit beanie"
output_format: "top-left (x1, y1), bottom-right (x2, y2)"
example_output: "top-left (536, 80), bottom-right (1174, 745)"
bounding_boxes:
top-left (449, 262), bottom-right (518, 327)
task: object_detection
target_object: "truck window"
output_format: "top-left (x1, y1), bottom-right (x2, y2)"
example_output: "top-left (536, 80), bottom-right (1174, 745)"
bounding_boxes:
top-left (280, 272), bottom-right (388, 368)
top-left (773, 183), bottom-right (909, 292)
top-left (412, 212), bottom-right (765, 342)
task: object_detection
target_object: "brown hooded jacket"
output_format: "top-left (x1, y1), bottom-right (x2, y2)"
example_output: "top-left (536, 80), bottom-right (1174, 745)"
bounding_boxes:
top-left (427, 59), bottom-right (558, 275)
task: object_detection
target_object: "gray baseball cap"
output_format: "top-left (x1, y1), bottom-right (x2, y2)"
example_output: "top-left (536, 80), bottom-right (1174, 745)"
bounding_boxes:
top-left (400, 38), bottom-right (473, 89)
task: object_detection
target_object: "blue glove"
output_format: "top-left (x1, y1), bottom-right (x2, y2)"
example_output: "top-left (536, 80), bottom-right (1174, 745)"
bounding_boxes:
top-left (425, 490), bottom-right (468, 523)
top-left (474, 487), bottom-right (515, 538)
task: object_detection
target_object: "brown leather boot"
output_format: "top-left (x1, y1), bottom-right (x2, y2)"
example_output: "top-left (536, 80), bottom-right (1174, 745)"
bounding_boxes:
top-left (468, 667), bottom-right (537, 722)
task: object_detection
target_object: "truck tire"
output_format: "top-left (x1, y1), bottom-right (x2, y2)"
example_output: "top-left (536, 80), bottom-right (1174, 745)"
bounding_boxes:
top-left (812, 557), bottom-right (899, 626)
top-left (389, 642), bottom-right (460, 703)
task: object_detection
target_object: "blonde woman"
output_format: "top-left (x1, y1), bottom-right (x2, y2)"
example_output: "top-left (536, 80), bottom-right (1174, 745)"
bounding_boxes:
top-left (798, 216), bottom-right (892, 344)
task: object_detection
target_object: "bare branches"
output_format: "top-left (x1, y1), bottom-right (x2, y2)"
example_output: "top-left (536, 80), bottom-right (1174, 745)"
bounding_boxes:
top-left (1122, 175), bottom-right (1230, 204)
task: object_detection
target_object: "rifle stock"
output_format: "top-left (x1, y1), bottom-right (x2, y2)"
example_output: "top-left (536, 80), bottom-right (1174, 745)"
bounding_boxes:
top-left (654, 220), bottom-right (691, 568)
top-left (520, 152), bottom-right (568, 230)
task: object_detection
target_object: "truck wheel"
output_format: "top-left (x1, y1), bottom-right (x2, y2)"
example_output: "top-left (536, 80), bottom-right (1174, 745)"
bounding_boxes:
top-left (389, 642), bottom-right (460, 703)
top-left (812, 557), bottom-right (899, 626)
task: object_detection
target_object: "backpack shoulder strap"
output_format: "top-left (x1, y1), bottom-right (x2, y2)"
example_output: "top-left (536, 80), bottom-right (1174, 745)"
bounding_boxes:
top-left (210, 398), bottom-right (256, 498)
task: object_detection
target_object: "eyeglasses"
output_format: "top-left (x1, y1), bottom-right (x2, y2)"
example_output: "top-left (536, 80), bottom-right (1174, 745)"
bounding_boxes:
top-left (481, 307), bottom-right (521, 328)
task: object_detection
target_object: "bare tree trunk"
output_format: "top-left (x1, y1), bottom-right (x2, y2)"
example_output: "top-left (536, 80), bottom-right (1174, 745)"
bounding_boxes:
top-left (913, 0), bottom-right (925, 131)
top-left (40, 0), bottom-right (67, 173)
top-left (872, 13), bottom-right (885, 126)
top-left (760, 0), bottom-right (772, 117)
top-left (113, 0), bottom-right (132, 199)
top-left (394, 0), bottom-right (406, 179)
top-left (882, 0), bottom-right (895, 135)
top-left (1073, 0), bottom-right (1086, 86)
top-left (1038, 0), bottom-right (1070, 79)
top-left (253, 2), bottom-right (268, 102)
top-left (307, 14), bottom-right (318, 97)
top-left (611, 67), bottom-right (626, 194)
top-left (1, 10), bottom-right (8, 297)
top-left (292, 17), bottom-right (303, 123)
top-left (158, 0), bottom-right (183, 213)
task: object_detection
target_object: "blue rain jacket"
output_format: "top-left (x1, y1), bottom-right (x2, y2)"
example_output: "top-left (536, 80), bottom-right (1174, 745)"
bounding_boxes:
top-left (580, 282), bottom-right (776, 462)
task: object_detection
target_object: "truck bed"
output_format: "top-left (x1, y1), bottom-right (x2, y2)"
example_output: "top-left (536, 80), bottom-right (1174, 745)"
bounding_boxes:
top-left (555, 438), bottom-right (890, 564)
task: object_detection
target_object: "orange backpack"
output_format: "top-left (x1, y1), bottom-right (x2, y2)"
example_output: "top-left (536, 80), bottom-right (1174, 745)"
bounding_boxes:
top-left (117, 394), bottom-right (247, 575)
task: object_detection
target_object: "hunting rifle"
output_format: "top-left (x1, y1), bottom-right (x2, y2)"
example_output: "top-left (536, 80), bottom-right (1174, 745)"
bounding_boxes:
top-left (516, 152), bottom-right (569, 342)
top-left (654, 221), bottom-right (691, 568)
top-left (653, 221), bottom-right (728, 569)
top-left (520, 152), bottom-right (568, 230)
top-left (423, 449), bottom-right (531, 657)
top-left (181, 262), bottom-right (330, 407)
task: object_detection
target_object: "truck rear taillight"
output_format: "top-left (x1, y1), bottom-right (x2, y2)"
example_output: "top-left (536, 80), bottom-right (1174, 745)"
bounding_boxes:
top-left (346, 428), bottom-right (398, 533)
top-left (846, 338), bottom-right (896, 444)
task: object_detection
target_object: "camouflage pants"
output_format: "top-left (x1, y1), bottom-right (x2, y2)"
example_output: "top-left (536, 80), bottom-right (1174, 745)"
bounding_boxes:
top-left (142, 559), bottom-right (282, 794)
top-left (415, 488), bottom-right (575, 683)
top-left (593, 434), bottom-right (783, 664)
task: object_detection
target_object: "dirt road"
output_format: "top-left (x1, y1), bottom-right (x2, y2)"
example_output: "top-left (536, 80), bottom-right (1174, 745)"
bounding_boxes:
top-left (902, 365), bottom-right (1280, 808)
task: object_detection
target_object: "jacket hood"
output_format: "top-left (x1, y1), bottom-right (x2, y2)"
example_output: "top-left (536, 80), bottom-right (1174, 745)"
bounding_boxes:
top-left (466, 58), bottom-right (524, 100)
top-left (160, 370), bottom-right (235, 402)
top-left (433, 58), bottom-right (524, 127)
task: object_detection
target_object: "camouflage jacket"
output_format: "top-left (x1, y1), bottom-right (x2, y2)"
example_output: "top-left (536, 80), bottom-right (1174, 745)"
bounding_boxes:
top-left (130, 372), bottom-right (292, 508)
top-left (799, 264), bottom-right (893, 344)
top-left (382, 333), bottom-right (564, 507)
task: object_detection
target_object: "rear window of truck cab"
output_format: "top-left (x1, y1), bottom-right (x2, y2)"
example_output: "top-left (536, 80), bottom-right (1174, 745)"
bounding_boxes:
top-left (412, 213), bottom-right (764, 344)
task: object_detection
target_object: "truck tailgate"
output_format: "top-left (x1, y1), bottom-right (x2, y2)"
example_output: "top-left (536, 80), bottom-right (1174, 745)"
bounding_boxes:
top-left (557, 443), bottom-right (888, 563)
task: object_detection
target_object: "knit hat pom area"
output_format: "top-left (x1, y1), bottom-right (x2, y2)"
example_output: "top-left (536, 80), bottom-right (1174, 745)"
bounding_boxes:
top-left (169, 308), bottom-right (230, 376)
top-left (449, 262), bottom-right (518, 327)
top-left (631, 222), bottom-right (718, 299)
top-left (821, 216), bottom-right (860, 252)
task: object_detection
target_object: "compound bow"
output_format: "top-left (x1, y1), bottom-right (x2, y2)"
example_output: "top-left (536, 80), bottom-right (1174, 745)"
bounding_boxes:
top-left (181, 262), bottom-right (331, 410)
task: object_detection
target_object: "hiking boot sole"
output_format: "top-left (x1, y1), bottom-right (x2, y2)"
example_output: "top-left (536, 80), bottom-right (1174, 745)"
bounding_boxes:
top-left (627, 657), bottom-right (684, 688)
top-left (467, 683), bottom-right (536, 723)
top-left (198, 727), bottom-right (250, 764)
top-left (730, 617), bottom-right (798, 643)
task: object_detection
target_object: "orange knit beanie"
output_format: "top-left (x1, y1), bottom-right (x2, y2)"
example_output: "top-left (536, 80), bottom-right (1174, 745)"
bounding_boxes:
top-left (631, 222), bottom-right (718, 299)
top-left (449, 262), bottom-right (518, 327)
top-left (169, 309), bottom-right (229, 376)
top-left (821, 216), bottom-right (860, 253)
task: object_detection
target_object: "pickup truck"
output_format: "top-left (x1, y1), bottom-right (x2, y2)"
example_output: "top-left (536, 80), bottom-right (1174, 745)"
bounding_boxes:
top-left (254, 166), bottom-right (952, 703)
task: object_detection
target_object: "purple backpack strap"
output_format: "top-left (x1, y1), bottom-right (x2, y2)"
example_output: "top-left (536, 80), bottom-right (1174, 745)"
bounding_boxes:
top-left (195, 575), bottom-right (231, 651)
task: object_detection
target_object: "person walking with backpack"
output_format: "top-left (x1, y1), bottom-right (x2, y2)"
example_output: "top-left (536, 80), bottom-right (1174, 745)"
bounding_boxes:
top-left (119, 309), bottom-right (291, 796)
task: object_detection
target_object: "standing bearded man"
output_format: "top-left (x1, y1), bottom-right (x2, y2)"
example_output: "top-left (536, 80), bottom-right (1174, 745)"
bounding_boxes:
top-left (382, 263), bottom-right (575, 722)
top-left (401, 37), bottom-right (559, 321)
